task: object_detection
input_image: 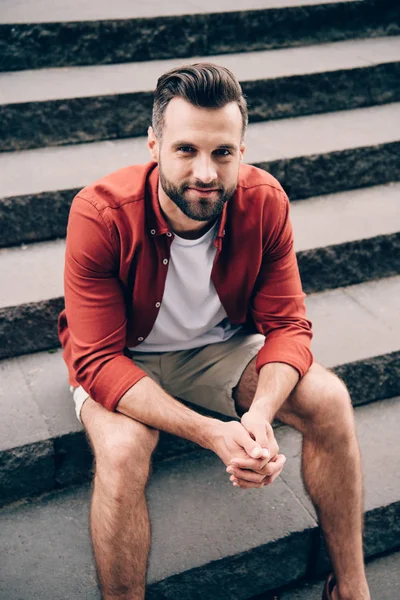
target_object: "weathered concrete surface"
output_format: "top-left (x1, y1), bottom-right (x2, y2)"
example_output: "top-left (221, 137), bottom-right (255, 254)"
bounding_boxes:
top-left (2, 182), bottom-right (399, 307)
top-left (2, 36), bottom-right (400, 150)
top-left (0, 297), bottom-right (64, 359)
top-left (1, 104), bottom-right (400, 247)
top-left (1, 242), bottom-right (399, 358)
top-left (0, 357), bottom-right (54, 506)
top-left (276, 396), bottom-right (400, 573)
top-left (0, 451), bottom-right (316, 600)
top-left (306, 276), bottom-right (400, 368)
top-left (0, 398), bottom-right (399, 598)
top-left (3, 37), bottom-right (399, 104)
top-left (0, 267), bottom-right (400, 504)
top-left (1, 1), bottom-right (399, 71)
top-left (265, 549), bottom-right (400, 600)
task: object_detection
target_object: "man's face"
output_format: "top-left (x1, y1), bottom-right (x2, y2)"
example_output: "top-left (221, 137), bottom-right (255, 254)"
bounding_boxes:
top-left (148, 97), bottom-right (245, 223)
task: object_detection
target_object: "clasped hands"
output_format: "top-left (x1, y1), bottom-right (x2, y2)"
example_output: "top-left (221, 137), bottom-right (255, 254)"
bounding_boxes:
top-left (213, 408), bottom-right (286, 490)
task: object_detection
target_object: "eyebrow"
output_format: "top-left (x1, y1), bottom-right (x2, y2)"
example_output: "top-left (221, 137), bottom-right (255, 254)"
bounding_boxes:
top-left (172, 141), bottom-right (239, 151)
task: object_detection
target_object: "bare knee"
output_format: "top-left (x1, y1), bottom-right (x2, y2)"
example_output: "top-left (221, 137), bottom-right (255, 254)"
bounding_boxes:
top-left (85, 406), bottom-right (159, 496)
top-left (279, 363), bottom-right (355, 443)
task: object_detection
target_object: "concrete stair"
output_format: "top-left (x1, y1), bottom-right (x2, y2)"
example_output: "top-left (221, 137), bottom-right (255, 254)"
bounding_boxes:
top-left (1, 102), bottom-right (400, 247)
top-left (1, 397), bottom-right (400, 598)
top-left (1, 0), bottom-right (400, 598)
top-left (1, 36), bottom-right (400, 151)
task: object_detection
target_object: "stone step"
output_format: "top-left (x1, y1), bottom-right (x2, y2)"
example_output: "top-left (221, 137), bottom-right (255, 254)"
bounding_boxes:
top-left (0, 275), bottom-right (399, 506)
top-left (1, 0), bottom-right (398, 72)
top-left (1, 395), bottom-right (399, 599)
top-left (1, 182), bottom-right (400, 359)
top-left (257, 549), bottom-right (400, 599)
top-left (1, 102), bottom-right (400, 247)
top-left (2, 36), bottom-right (400, 151)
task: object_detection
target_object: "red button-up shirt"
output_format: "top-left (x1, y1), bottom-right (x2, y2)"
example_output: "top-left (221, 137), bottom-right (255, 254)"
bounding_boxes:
top-left (58, 161), bottom-right (313, 412)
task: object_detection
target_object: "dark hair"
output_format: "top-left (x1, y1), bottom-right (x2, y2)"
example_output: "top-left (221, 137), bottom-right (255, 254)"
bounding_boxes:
top-left (152, 62), bottom-right (248, 141)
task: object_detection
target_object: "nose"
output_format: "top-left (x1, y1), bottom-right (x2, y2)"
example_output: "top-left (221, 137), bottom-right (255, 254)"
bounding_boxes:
top-left (192, 155), bottom-right (218, 185)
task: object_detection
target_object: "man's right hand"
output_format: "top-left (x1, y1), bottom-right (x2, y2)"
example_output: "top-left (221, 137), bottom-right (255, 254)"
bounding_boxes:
top-left (210, 420), bottom-right (286, 490)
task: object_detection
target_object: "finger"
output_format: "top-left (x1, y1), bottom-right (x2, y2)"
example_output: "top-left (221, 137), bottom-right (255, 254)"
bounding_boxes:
top-left (229, 469), bottom-right (264, 484)
top-left (241, 414), bottom-right (270, 457)
top-left (231, 477), bottom-right (265, 490)
top-left (229, 455), bottom-right (272, 471)
top-left (262, 470), bottom-right (283, 487)
top-left (235, 425), bottom-right (266, 459)
top-left (229, 455), bottom-right (286, 480)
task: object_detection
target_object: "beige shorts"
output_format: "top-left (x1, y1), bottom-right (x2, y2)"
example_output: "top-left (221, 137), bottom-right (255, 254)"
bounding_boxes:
top-left (70, 330), bottom-right (265, 423)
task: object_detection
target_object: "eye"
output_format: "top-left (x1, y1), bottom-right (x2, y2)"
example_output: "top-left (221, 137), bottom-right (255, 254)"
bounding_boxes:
top-left (214, 149), bottom-right (231, 157)
top-left (178, 146), bottom-right (195, 154)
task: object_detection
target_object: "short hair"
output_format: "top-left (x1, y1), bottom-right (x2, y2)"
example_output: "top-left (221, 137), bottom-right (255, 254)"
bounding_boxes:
top-left (152, 62), bottom-right (248, 141)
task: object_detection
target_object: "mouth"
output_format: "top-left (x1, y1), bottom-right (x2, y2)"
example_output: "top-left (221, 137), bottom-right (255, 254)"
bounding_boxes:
top-left (187, 187), bottom-right (220, 194)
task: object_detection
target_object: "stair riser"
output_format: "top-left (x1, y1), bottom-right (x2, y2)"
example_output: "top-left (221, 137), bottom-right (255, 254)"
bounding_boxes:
top-left (147, 503), bottom-right (400, 598)
top-left (313, 503), bottom-right (400, 578)
top-left (2, 142), bottom-right (399, 248)
top-left (0, 351), bottom-right (399, 507)
top-left (2, 62), bottom-right (400, 152)
top-left (1, 3), bottom-right (399, 71)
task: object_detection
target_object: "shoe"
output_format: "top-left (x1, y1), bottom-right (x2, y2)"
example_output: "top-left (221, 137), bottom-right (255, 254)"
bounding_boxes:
top-left (322, 573), bottom-right (337, 599)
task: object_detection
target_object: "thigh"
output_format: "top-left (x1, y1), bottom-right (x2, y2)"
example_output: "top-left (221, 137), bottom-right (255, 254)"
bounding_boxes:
top-left (159, 331), bottom-right (265, 418)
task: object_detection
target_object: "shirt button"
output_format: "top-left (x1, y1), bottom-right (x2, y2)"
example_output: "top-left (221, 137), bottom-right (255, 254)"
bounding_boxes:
top-left (155, 302), bottom-right (161, 308)
top-left (150, 229), bottom-right (156, 235)
top-left (137, 336), bottom-right (144, 342)
top-left (166, 232), bottom-right (172, 237)
top-left (163, 258), bottom-right (168, 265)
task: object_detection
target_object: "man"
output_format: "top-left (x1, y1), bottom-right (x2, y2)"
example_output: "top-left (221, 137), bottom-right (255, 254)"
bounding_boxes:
top-left (58, 63), bottom-right (370, 600)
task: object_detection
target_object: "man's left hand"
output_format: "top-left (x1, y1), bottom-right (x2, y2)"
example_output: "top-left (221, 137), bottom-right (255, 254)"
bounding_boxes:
top-left (226, 409), bottom-right (286, 489)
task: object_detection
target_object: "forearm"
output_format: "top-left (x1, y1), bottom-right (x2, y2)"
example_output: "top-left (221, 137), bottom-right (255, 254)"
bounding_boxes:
top-left (250, 362), bottom-right (300, 422)
top-left (116, 376), bottom-right (219, 450)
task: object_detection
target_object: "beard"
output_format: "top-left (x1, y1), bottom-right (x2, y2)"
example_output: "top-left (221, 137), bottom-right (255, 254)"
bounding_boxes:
top-left (159, 164), bottom-right (237, 223)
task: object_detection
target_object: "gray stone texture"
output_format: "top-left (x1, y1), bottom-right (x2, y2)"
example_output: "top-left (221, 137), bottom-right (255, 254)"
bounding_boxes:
top-left (298, 232), bottom-right (400, 293)
top-left (0, 297), bottom-right (64, 359)
top-left (2, 141), bottom-right (400, 247)
top-left (0, 346), bottom-right (399, 506)
top-left (2, 62), bottom-right (400, 151)
top-left (1, 398), bottom-right (400, 598)
top-left (259, 141), bottom-right (400, 201)
top-left (1, 234), bottom-right (399, 358)
top-left (271, 549), bottom-right (400, 599)
top-left (0, 1), bottom-right (399, 71)
top-left (0, 450), bottom-right (317, 599)
top-left (0, 189), bottom-right (78, 247)
top-left (333, 351), bottom-right (400, 407)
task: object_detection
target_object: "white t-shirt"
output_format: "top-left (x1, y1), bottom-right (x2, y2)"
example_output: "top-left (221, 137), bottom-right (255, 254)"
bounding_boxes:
top-left (132, 219), bottom-right (242, 352)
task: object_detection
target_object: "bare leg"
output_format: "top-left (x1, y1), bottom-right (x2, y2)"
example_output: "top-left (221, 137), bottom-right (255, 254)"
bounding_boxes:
top-left (234, 360), bottom-right (370, 600)
top-left (81, 398), bottom-right (159, 600)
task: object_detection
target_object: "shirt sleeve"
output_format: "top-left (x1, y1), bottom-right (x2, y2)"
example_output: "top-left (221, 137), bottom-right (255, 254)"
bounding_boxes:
top-left (63, 195), bottom-right (148, 411)
top-left (250, 188), bottom-right (313, 378)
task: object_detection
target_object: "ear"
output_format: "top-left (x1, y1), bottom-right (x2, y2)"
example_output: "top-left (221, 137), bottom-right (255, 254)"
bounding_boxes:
top-left (148, 126), bottom-right (160, 163)
top-left (239, 141), bottom-right (246, 162)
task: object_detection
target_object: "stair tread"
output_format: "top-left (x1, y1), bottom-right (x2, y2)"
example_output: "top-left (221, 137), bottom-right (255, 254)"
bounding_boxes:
top-left (1, 36), bottom-right (399, 105)
top-left (0, 0), bottom-right (354, 25)
top-left (1, 102), bottom-right (400, 199)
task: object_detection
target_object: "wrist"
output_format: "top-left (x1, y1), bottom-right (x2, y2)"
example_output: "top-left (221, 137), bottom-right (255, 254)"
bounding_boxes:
top-left (248, 396), bottom-right (275, 424)
top-left (198, 416), bottom-right (224, 452)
